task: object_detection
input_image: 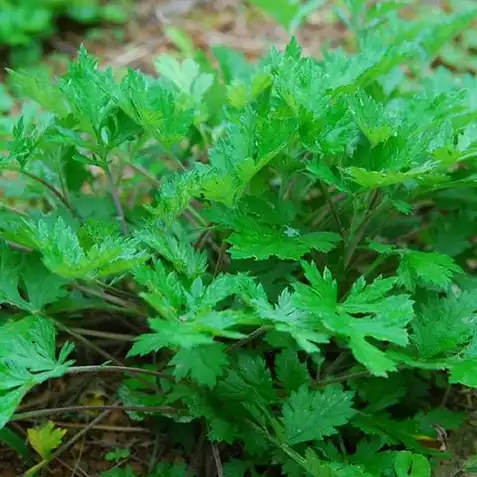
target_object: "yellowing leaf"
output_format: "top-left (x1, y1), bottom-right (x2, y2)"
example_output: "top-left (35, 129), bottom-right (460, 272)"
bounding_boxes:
top-left (27, 421), bottom-right (66, 460)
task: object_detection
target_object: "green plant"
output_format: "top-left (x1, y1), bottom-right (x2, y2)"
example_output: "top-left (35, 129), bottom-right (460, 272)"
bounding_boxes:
top-left (2, 3), bottom-right (477, 476)
top-left (248, 0), bottom-right (327, 34)
top-left (0, 0), bottom-right (130, 56)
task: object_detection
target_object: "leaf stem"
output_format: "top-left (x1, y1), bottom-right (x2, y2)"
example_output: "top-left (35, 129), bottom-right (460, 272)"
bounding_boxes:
top-left (17, 169), bottom-right (74, 214)
top-left (343, 190), bottom-right (382, 269)
top-left (104, 163), bottom-right (128, 235)
top-left (11, 404), bottom-right (178, 422)
top-left (314, 369), bottom-right (372, 386)
top-left (69, 328), bottom-right (135, 342)
top-left (318, 182), bottom-right (346, 239)
top-left (66, 364), bottom-right (171, 380)
top-left (72, 282), bottom-right (146, 316)
top-left (53, 319), bottom-right (127, 367)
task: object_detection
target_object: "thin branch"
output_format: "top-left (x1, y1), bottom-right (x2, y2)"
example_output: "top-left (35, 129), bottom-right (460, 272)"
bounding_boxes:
top-left (212, 443), bottom-right (224, 477)
top-left (66, 364), bottom-right (171, 380)
top-left (22, 404), bottom-right (117, 476)
top-left (128, 162), bottom-right (161, 187)
top-left (11, 404), bottom-right (178, 422)
top-left (54, 320), bottom-right (126, 367)
top-left (213, 241), bottom-right (228, 277)
top-left (70, 328), bottom-right (136, 342)
top-left (72, 283), bottom-right (146, 316)
top-left (226, 326), bottom-right (271, 353)
top-left (29, 421), bottom-right (150, 433)
top-left (6, 240), bottom-right (33, 252)
top-left (19, 169), bottom-right (74, 214)
top-left (105, 164), bottom-right (128, 235)
top-left (318, 182), bottom-right (345, 239)
top-left (343, 190), bottom-right (382, 269)
top-left (0, 202), bottom-right (29, 217)
top-left (314, 370), bottom-right (372, 386)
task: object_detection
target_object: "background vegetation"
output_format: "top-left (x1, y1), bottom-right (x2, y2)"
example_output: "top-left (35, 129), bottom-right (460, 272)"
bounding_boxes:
top-left (2, 1), bottom-right (477, 477)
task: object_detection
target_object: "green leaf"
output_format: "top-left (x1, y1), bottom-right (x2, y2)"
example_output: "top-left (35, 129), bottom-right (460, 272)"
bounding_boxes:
top-left (155, 56), bottom-right (213, 105)
top-left (26, 217), bottom-right (148, 279)
top-left (227, 226), bottom-right (341, 261)
top-left (169, 343), bottom-right (229, 388)
top-left (0, 244), bottom-right (67, 314)
top-left (27, 421), bottom-right (66, 460)
top-left (250, 0), bottom-right (326, 32)
top-left (448, 358), bottom-right (477, 388)
top-left (275, 349), bottom-right (310, 392)
top-left (394, 451), bottom-right (431, 477)
top-left (397, 250), bottom-right (462, 291)
top-left (281, 385), bottom-right (355, 445)
top-left (253, 289), bottom-right (330, 353)
top-left (138, 225), bottom-right (207, 280)
top-left (0, 316), bottom-right (74, 429)
top-left (0, 427), bottom-right (31, 461)
top-left (348, 91), bottom-right (396, 146)
top-left (294, 265), bottom-right (414, 375)
top-left (118, 68), bottom-right (194, 147)
top-left (216, 354), bottom-right (276, 408)
top-left (411, 292), bottom-right (477, 360)
top-left (149, 167), bottom-right (205, 224)
top-left (8, 69), bottom-right (69, 117)
top-left (129, 310), bottom-right (246, 357)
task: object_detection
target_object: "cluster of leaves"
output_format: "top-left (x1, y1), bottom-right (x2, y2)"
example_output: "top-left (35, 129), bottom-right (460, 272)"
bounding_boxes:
top-left (0, 0), bottom-right (129, 57)
top-left (3, 1), bottom-right (477, 475)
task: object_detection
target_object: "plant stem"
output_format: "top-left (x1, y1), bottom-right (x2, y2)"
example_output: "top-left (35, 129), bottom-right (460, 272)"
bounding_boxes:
top-left (226, 326), bottom-right (271, 353)
top-left (24, 420), bottom-right (150, 433)
top-left (72, 283), bottom-right (146, 316)
top-left (212, 443), bottom-right (225, 477)
top-left (343, 190), bottom-right (382, 269)
top-left (53, 319), bottom-right (127, 367)
top-left (129, 162), bottom-right (161, 187)
top-left (66, 364), bottom-right (171, 380)
top-left (69, 327), bottom-right (135, 342)
top-left (318, 182), bottom-right (345, 239)
top-left (11, 404), bottom-right (178, 422)
top-left (17, 169), bottom-right (74, 214)
top-left (22, 402), bottom-right (119, 476)
top-left (104, 163), bottom-right (128, 235)
top-left (362, 253), bottom-right (387, 280)
top-left (314, 370), bottom-right (372, 386)
top-left (0, 203), bottom-right (29, 217)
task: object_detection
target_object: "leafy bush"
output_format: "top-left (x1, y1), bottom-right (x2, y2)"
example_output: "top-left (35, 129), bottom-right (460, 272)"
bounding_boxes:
top-left (0, 0), bottom-right (129, 48)
top-left (3, 2), bottom-right (477, 476)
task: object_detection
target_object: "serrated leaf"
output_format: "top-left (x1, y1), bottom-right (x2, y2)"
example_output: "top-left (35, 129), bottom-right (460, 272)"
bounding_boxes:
top-left (397, 250), bottom-right (462, 291)
top-left (0, 316), bottom-right (74, 429)
top-left (26, 217), bottom-right (148, 279)
top-left (348, 91), bottom-right (396, 146)
top-left (8, 68), bottom-right (68, 116)
top-left (253, 289), bottom-right (330, 353)
top-left (294, 264), bottom-right (413, 375)
top-left (129, 310), bottom-right (246, 357)
top-left (448, 358), bottom-right (477, 388)
top-left (411, 292), bottom-right (477, 360)
top-left (118, 68), bottom-right (195, 147)
top-left (275, 350), bottom-right (310, 392)
top-left (27, 421), bottom-right (66, 460)
top-left (169, 343), bottom-right (229, 388)
top-left (217, 354), bottom-right (276, 408)
top-left (281, 385), bottom-right (355, 445)
top-left (155, 56), bottom-right (213, 105)
top-left (228, 227), bottom-right (341, 260)
top-left (138, 226), bottom-right (207, 280)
